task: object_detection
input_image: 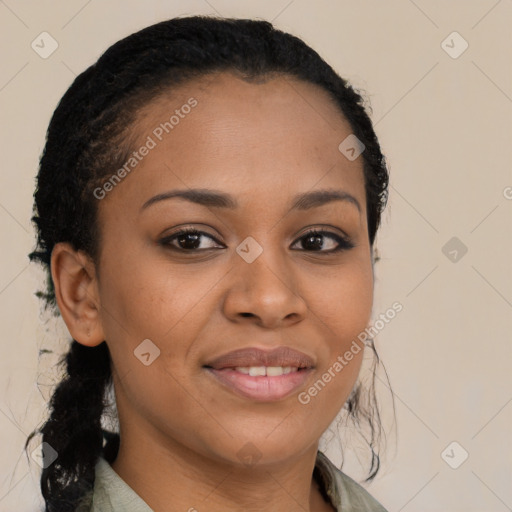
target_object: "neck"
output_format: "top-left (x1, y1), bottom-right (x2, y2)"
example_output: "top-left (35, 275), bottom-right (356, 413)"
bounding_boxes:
top-left (110, 421), bottom-right (334, 512)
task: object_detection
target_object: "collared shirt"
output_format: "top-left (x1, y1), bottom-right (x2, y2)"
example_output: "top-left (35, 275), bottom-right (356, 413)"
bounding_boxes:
top-left (85, 451), bottom-right (388, 511)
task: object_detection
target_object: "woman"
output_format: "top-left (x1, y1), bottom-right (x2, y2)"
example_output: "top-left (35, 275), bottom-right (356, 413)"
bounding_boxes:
top-left (26, 15), bottom-right (390, 511)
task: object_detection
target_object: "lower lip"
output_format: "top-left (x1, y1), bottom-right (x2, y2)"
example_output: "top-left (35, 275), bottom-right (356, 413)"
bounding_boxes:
top-left (205, 368), bottom-right (314, 402)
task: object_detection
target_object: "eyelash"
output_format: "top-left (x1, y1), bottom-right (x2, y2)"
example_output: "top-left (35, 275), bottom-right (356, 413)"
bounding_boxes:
top-left (160, 227), bottom-right (355, 254)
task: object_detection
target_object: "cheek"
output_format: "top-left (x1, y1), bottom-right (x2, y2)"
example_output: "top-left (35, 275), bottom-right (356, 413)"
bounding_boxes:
top-left (304, 260), bottom-right (373, 403)
top-left (312, 258), bottom-right (374, 343)
top-left (305, 349), bottom-right (364, 432)
top-left (97, 250), bottom-right (229, 390)
top-left (98, 246), bottom-right (200, 339)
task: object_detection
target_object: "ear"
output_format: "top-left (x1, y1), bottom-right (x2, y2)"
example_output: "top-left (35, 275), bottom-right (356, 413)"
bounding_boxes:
top-left (51, 242), bottom-right (105, 347)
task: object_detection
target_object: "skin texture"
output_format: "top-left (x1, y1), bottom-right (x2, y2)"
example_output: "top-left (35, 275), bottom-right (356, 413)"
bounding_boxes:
top-left (51, 72), bottom-right (374, 512)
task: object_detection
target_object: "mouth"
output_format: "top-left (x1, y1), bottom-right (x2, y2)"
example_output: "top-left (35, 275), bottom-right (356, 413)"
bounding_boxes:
top-left (203, 346), bottom-right (315, 402)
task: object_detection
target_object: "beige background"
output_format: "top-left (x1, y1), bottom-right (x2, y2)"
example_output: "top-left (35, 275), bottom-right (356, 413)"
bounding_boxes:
top-left (1, 1), bottom-right (511, 511)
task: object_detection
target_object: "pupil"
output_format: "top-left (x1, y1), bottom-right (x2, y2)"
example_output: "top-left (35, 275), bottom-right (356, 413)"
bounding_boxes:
top-left (179, 233), bottom-right (200, 249)
top-left (304, 234), bottom-right (322, 250)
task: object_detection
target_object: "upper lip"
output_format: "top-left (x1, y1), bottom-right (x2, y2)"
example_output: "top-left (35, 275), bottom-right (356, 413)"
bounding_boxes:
top-left (204, 346), bottom-right (315, 370)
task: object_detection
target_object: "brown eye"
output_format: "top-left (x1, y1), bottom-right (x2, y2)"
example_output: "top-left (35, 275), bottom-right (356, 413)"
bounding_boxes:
top-left (291, 229), bottom-right (355, 253)
top-left (160, 228), bottom-right (223, 251)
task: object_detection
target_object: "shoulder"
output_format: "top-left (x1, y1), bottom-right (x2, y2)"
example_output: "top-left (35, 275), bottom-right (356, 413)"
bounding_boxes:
top-left (335, 470), bottom-right (388, 512)
top-left (315, 451), bottom-right (388, 512)
top-left (88, 456), bottom-right (153, 512)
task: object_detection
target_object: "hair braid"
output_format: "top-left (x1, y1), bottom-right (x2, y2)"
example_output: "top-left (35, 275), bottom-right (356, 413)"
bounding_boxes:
top-left (26, 341), bottom-right (116, 511)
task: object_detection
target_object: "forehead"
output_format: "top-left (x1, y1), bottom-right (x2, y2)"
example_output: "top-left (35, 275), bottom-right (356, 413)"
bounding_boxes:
top-left (137, 71), bottom-right (354, 148)
top-left (101, 71), bottom-right (366, 216)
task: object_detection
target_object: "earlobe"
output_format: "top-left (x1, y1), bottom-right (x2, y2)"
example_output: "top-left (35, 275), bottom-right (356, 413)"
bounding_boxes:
top-left (50, 242), bottom-right (105, 347)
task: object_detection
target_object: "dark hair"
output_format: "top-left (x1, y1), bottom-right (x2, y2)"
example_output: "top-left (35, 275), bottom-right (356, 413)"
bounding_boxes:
top-left (26, 15), bottom-right (390, 511)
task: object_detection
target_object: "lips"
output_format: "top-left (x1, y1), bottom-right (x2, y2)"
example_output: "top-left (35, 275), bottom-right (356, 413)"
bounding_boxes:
top-left (204, 346), bottom-right (315, 370)
top-left (203, 346), bottom-right (315, 402)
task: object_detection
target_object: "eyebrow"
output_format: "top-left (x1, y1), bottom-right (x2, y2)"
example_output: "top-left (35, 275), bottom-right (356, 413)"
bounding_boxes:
top-left (140, 188), bottom-right (361, 214)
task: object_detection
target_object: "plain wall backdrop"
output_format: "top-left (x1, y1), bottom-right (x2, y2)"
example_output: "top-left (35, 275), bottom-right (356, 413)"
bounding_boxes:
top-left (1, 1), bottom-right (511, 511)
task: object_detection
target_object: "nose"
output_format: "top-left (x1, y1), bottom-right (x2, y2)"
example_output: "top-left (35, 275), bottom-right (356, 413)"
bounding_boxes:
top-left (222, 247), bottom-right (308, 329)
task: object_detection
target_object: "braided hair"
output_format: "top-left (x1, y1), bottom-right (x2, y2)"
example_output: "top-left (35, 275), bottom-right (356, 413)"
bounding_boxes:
top-left (26, 15), bottom-right (390, 511)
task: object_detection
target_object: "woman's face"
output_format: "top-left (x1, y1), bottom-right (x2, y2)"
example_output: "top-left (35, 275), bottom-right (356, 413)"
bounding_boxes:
top-left (95, 72), bottom-right (374, 466)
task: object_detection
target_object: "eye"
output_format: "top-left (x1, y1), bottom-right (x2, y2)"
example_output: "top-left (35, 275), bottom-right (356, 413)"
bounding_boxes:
top-left (159, 228), bottom-right (224, 251)
top-left (291, 229), bottom-right (355, 253)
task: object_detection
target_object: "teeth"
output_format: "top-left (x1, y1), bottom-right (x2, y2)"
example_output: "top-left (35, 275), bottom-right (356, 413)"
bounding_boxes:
top-left (234, 366), bottom-right (299, 376)
top-left (249, 366), bottom-right (266, 377)
top-left (266, 366), bottom-right (284, 376)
